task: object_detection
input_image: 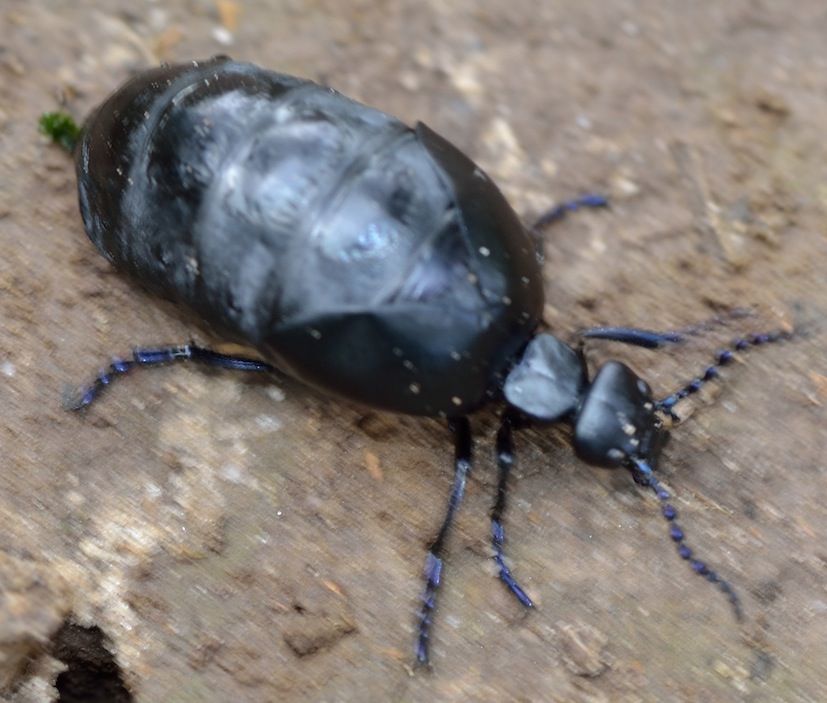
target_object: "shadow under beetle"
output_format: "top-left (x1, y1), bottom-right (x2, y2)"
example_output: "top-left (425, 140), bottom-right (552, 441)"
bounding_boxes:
top-left (48, 56), bottom-right (792, 666)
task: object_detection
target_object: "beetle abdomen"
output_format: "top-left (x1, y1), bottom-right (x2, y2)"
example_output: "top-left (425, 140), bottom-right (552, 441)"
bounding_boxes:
top-left (76, 57), bottom-right (544, 415)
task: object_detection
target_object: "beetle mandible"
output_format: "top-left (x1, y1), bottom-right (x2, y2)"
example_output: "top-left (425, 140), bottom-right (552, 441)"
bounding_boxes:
top-left (62, 56), bottom-right (791, 665)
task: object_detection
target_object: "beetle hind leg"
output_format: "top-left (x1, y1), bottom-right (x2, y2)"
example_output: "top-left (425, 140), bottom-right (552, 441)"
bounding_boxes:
top-left (414, 417), bottom-right (472, 666)
top-left (65, 342), bottom-right (276, 410)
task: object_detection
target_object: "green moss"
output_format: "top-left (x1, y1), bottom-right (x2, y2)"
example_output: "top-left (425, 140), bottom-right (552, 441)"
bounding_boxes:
top-left (39, 111), bottom-right (80, 152)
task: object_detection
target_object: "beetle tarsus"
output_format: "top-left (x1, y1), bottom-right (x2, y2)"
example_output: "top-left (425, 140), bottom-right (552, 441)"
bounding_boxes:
top-left (64, 357), bottom-right (137, 410)
top-left (415, 552), bottom-right (442, 667)
top-left (492, 520), bottom-right (534, 608)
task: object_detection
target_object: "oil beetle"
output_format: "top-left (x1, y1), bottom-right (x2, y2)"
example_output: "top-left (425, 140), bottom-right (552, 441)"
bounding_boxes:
top-left (43, 56), bottom-right (791, 665)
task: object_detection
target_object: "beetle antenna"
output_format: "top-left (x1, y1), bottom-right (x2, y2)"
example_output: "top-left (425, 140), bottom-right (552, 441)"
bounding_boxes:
top-left (65, 343), bottom-right (275, 410)
top-left (628, 458), bottom-right (743, 620)
top-left (657, 328), bottom-right (794, 420)
top-left (491, 412), bottom-right (534, 608)
top-left (415, 417), bottom-right (472, 667)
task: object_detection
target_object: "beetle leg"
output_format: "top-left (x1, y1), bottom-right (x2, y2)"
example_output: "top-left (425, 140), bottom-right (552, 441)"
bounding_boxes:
top-left (491, 412), bottom-right (534, 608)
top-left (65, 342), bottom-right (275, 410)
top-left (578, 326), bottom-right (685, 349)
top-left (528, 193), bottom-right (608, 232)
top-left (578, 308), bottom-right (755, 351)
top-left (415, 417), bottom-right (472, 666)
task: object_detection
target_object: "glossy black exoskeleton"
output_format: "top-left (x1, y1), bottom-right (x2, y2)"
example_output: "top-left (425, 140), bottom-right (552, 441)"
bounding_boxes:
top-left (76, 56), bottom-right (547, 418)
top-left (54, 57), bottom-right (792, 666)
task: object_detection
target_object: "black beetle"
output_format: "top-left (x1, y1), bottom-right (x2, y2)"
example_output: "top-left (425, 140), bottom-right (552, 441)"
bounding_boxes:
top-left (53, 57), bottom-right (791, 665)
top-left (76, 55), bottom-right (545, 418)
